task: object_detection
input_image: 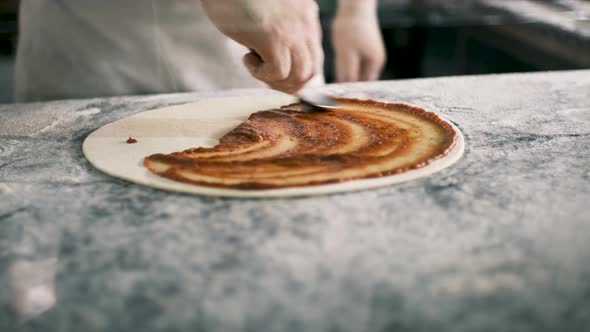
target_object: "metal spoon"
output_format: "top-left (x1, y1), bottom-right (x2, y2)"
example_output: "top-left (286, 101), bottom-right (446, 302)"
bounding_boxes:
top-left (298, 89), bottom-right (339, 110)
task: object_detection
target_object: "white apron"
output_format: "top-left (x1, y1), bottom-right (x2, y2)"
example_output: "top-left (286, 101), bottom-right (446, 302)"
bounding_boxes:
top-left (15, 0), bottom-right (264, 102)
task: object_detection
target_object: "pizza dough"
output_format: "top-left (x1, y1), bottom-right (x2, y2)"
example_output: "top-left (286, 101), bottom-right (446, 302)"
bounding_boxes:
top-left (83, 94), bottom-right (464, 197)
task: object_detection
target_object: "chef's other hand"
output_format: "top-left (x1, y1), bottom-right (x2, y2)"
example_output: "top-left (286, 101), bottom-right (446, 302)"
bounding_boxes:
top-left (332, 0), bottom-right (385, 82)
top-left (201, 0), bottom-right (323, 94)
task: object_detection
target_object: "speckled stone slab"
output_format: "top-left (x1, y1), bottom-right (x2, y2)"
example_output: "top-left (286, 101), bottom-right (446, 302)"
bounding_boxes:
top-left (1, 71), bottom-right (589, 332)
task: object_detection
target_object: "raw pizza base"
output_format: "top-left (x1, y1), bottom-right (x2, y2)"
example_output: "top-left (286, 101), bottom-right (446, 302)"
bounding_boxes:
top-left (83, 94), bottom-right (465, 198)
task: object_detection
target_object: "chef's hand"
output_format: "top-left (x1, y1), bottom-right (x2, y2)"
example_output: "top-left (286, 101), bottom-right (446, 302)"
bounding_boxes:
top-left (201, 0), bottom-right (323, 94)
top-left (332, 0), bottom-right (386, 82)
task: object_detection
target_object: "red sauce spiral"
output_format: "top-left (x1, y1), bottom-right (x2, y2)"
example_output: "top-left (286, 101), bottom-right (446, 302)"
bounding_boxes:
top-left (144, 98), bottom-right (457, 189)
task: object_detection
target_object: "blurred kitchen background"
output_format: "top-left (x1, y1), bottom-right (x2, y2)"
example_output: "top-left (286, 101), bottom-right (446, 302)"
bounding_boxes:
top-left (0, 0), bottom-right (17, 103)
top-left (0, 0), bottom-right (589, 104)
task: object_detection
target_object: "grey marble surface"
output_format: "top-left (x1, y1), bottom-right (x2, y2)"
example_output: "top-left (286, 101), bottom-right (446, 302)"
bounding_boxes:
top-left (1, 70), bottom-right (589, 332)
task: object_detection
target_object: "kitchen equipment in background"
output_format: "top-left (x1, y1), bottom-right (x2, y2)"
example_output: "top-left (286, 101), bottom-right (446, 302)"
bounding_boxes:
top-left (319, 0), bottom-right (590, 82)
top-left (0, 0), bottom-right (17, 103)
top-left (0, 0), bottom-right (18, 54)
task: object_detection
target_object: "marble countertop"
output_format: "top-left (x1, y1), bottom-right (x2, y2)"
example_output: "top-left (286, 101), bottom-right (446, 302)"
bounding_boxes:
top-left (1, 70), bottom-right (589, 331)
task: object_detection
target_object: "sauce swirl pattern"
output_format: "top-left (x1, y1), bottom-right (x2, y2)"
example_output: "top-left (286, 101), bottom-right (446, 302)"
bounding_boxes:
top-left (144, 99), bottom-right (457, 189)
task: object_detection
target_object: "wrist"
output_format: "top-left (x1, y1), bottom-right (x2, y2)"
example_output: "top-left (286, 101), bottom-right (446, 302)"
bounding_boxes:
top-left (336, 0), bottom-right (378, 17)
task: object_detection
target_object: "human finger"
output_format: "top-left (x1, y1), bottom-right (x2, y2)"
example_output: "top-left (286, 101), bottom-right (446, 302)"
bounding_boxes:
top-left (244, 44), bottom-right (291, 83)
top-left (335, 50), bottom-right (360, 82)
top-left (360, 53), bottom-right (385, 81)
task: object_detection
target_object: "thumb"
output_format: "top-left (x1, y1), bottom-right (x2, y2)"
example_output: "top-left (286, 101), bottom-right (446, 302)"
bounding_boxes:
top-left (244, 47), bottom-right (291, 82)
top-left (243, 50), bottom-right (264, 76)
